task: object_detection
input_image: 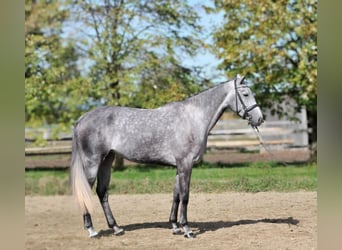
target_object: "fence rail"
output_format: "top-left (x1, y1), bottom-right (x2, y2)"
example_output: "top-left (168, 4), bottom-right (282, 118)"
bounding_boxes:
top-left (25, 119), bottom-right (309, 156)
top-left (26, 101), bottom-right (311, 168)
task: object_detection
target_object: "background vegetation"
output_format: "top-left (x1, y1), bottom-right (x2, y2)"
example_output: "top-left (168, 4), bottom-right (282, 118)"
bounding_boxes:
top-left (210, 0), bottom-right (317, 149)
top-left (25, 0), bottom-right (210, 131)
top-left (25, 0), bottom-right (317, 152)
top-left (25, 162), bottom-right (317, 195)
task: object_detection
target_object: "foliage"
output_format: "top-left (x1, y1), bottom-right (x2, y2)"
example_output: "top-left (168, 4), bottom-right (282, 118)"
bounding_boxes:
top-left (25, 0), bottom-right (87, 127)
top-left (25, 0), bottom-right (317, 164)
top-left (132, 56), bottom-right (206, 108)
top-left (25, 0), bottom-right (211, 132)
top-left (210, 0), bottom-right (317, 145)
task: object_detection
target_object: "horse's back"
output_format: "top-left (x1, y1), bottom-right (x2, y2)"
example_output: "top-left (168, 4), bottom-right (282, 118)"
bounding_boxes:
top-left (108, 105), bottom-right (184, 165)
top-left (74, 105), bottom-right (180, 161)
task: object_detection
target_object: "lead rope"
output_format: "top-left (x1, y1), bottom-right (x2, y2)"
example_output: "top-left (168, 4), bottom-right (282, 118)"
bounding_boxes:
top-left (252, 126), bottom-right (288, 166)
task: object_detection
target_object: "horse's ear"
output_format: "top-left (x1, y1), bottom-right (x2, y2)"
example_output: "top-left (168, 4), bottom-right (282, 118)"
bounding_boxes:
top-left (240, 76), bottom-right (245, 84)
top-left (236, 74), bottom-right (245, 85)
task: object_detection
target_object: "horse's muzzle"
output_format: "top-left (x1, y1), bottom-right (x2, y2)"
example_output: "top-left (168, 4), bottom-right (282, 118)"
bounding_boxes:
top-left (247, 109), bottom-right (264, 126)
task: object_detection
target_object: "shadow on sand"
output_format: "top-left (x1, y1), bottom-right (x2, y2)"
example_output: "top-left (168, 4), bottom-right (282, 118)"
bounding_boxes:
top-left (96, 217), bottom-right (299, 238)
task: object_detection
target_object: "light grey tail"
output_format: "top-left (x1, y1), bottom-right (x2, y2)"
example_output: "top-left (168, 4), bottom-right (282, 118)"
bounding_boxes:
top-left (70, 133), bottom-right (94, 214)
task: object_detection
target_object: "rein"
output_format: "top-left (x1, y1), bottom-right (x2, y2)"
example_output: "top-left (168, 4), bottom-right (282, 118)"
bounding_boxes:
top-left (252, 126), bottom-right (288, 166)
top-left (231, 77), bottom-right (287, 166)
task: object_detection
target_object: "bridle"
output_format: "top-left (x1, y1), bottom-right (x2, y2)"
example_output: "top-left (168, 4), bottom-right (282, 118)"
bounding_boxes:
top-left (234, 78), bottom-right (259, 120)
top-left (233, 77), bottom-right (287, 165)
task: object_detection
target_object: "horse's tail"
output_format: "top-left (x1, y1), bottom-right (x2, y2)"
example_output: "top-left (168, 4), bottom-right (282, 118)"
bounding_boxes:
top-left (70, 130), bottom-right (94, 214)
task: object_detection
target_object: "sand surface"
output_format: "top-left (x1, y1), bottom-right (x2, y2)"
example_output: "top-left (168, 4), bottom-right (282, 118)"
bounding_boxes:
top-left (26, 192), bottom-right (316, 250)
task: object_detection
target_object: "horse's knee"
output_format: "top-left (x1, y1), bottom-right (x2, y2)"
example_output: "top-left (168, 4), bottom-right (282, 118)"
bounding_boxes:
top-left (173, 191), bottom-right (180, 202)
top-left (180, 193), bottom-right (189, 205)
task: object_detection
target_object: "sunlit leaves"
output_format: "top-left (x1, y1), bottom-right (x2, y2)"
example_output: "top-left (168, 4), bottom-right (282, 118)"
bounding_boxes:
top-left (212, 0), bottom-right (317, 126)
top-left (25, 0), bottom-right (210, 132)
top-left (68, 0), bottom-right (206, 108)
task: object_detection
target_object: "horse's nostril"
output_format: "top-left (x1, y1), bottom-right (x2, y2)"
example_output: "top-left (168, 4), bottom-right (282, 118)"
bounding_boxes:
top-left (258, 117), bottom-right (264, 124)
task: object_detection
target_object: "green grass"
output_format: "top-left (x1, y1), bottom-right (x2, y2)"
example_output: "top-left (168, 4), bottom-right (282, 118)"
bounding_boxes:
top-left (25, 169), bottom-right (70, 195)
top-left (25, 161), bottom-right (317, 195)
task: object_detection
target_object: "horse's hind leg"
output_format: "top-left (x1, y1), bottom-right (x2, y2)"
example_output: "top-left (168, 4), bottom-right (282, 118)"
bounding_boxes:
top-left (84, 212), bottom-right (97, 237)
top-left (83, 157), bottom-right (101, 238)
top-left (96, 151), bottom-right (124, 235)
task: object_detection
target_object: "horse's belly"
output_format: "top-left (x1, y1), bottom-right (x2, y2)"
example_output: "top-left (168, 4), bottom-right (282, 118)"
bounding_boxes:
top-left (111, 138), bottom-right (176, 166)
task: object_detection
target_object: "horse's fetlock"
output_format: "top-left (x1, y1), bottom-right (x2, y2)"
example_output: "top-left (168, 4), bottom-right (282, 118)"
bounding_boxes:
top-left (83, 213), bottom-right (93, 229)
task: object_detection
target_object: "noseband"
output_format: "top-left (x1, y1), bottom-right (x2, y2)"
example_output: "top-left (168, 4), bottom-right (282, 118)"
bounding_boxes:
top-left (234, 78), bottom-right (259, 119)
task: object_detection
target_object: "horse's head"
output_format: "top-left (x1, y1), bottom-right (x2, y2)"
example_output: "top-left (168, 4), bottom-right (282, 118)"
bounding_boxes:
top-left (231, 75), bottom-right (264, 127)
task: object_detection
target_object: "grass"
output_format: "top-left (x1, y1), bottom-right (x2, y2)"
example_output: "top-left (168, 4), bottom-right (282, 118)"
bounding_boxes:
top-left (25, 161), bottom-right (317, 195)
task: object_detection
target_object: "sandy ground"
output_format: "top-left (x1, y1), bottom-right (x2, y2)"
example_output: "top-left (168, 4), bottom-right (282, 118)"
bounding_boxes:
top-left (25, 192), bottom-right (316, 250)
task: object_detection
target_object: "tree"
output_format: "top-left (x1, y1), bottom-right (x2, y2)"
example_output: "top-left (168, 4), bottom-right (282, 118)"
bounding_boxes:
top-left (211, 0), bottom-right (317, 158)
top-left (68, 0), bottom-right (208, 109)
top-left (26, 0), bottom-right (210, 136)
top-left (132, 52), bottom-right (206, 108)
top-left (64, 0), bottom-right (211, 169)
top-left (25, 0), bottom-right (87, 132)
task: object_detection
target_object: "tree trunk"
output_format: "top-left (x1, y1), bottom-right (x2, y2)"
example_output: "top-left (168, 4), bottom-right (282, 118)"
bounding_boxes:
top-left (307, 109), bottom-right (317, 163)
top-left (113, 154), bottom-right (125, 171)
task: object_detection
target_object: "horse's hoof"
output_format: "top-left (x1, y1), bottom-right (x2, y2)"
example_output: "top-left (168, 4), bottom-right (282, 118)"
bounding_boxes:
top-left (183, 225), bottom-right (194, 238)
top-left (172, 228), bottom-right (182, 235)
top-left (113, 226), bottom-right (124, 236)
top-left (88, 227), bottom-right (99, 238)
top-left (89, 231), bottom-right (99, 238)
top-left (89, 233), bottom-right (99, 238)
top-left (184, 231), bottom-right (194, 238)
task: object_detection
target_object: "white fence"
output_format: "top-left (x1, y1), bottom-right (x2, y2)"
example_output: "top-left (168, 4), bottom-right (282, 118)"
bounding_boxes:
top-left (25, 100), bottom-right (311, 168)
top-left (207, 118), bottom-right (309, 152)
top-left (25, 118), bottom-right (309, 155)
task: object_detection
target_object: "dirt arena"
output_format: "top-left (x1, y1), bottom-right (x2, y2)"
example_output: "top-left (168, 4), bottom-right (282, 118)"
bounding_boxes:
top-left (25, 192), bottom-right (316, 250)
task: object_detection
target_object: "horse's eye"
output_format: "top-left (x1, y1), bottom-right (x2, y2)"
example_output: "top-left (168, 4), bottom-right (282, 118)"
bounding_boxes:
top-left (243, 92), bottom-right (249, 97)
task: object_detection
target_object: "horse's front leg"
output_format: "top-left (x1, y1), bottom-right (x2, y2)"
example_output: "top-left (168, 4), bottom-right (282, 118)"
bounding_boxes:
top-left (177, 160), bottom-right (194, 238)
top-left (169, 173), bottom-right (182, 234)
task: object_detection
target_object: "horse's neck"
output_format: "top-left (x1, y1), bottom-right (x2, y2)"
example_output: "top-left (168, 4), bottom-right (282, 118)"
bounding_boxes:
top-left (185, 82), bottom-right (232, 134)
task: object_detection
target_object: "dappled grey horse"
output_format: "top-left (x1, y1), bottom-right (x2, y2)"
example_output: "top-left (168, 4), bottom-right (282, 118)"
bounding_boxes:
top-left (70, 75), bottom-right (264, 238)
